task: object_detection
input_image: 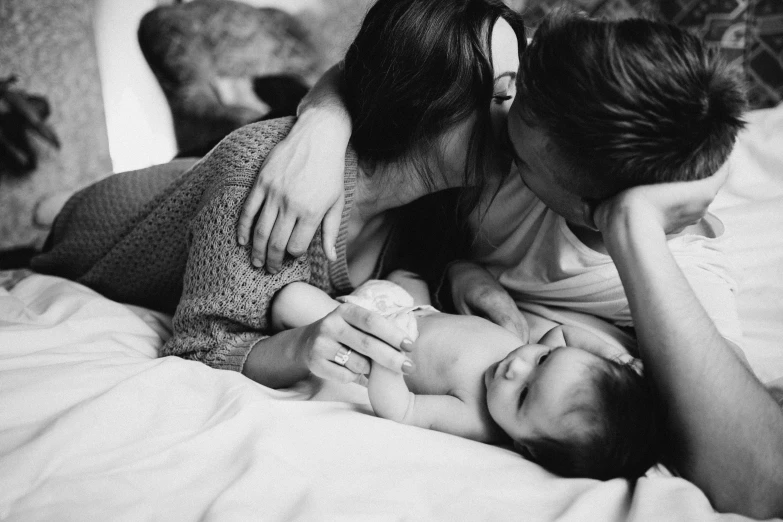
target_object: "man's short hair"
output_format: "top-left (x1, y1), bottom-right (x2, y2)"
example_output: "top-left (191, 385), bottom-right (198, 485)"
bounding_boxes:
top-left (516, 11), bottom-right (747, 193)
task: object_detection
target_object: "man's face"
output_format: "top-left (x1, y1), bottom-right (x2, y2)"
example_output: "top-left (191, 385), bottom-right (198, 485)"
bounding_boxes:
top-left (505, 99), bottom-right (609, 228)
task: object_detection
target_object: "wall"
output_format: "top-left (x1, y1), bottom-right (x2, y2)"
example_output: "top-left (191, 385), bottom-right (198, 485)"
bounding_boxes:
top-left (0, 0), bottom-right (375, 251)
top-left (0, 0), bottom-right (112, 250)
top-left (94, 0), bottom-right (177, 174)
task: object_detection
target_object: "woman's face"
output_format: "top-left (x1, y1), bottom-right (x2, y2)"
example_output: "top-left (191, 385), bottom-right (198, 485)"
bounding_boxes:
top-left (489, 18), bottom-right (520, 140)
top-left (438, 18), bottom-right (520, 184)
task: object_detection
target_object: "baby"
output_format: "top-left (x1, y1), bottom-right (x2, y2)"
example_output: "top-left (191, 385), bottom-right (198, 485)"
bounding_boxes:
top-left (271, 277), bottom-right (659, 480)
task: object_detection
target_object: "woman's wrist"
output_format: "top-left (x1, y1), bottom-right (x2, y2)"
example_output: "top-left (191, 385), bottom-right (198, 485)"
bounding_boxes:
top-left (242, 328), bottom-right (310, 388)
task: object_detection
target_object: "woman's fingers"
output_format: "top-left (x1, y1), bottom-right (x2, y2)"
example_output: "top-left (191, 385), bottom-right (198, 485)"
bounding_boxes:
top-left (314, 359), bottom-right (362, 384)
top-left (336, 303), bottom-right (412, 372)
top-left (338, 347), bottom-right (372, 375)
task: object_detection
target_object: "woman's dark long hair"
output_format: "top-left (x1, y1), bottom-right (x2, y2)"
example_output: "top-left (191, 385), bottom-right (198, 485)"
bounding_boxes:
top-left (343, 0), bottom-right (526, 212)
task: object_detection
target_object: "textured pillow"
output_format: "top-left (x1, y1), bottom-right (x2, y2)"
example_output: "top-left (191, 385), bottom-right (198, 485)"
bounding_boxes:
top-left (659, 0), bottom-right (783, 109)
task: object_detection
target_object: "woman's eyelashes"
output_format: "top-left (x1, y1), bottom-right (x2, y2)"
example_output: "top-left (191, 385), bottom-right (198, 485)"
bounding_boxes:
top-left (492, 94), bottom-right (512, 105)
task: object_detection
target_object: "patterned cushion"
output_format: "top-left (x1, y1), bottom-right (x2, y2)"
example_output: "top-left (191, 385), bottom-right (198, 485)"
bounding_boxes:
top-left (512, 0), bottom-right (782, 108)
top-left (659, 0), bottom-right (783, 108)
top-left (509, 0), bottom-right (657, 27)
top-left (138, 0), bottom-right (323, 154)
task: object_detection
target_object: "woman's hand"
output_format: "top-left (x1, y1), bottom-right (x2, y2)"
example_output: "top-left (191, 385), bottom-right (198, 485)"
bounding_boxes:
top-left (592, 165), bottom-right (730, 236)
top-left (237, 109), bottom-right (350, 274)
top-left (448, 260), bottom-right (529, 343)
top-left (294, 302), bottom-right (414, 385)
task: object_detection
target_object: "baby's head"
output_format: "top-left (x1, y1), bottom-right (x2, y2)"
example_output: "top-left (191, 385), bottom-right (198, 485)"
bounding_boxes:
top-left (485, 344), bottom-right (659, 480)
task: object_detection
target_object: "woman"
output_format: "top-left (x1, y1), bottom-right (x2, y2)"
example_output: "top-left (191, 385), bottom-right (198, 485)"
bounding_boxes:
top-left (32, 0), bottom-right (525, 388)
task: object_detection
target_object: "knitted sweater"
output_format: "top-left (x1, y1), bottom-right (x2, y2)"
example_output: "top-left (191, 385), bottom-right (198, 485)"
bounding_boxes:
top-left (32, 117), bottom-right (359, 372)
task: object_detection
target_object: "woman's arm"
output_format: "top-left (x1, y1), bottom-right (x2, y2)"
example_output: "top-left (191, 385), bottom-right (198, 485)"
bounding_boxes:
top-left (595, 186), bottom-right (783, 519)
top-left (270, 281), bottom-right (340, 331)
top-left (163, 123), bottom-right (412, 389)
top-left (237, 63), bottom-right (352, 274)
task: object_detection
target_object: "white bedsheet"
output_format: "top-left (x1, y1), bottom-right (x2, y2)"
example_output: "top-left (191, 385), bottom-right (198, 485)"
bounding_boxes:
top-left (1, 104), bottom-right (782, 521)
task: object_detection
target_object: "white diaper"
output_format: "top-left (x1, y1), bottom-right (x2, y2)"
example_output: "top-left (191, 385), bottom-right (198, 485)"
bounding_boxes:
top-left (336, 280), bottom-right (437, 340)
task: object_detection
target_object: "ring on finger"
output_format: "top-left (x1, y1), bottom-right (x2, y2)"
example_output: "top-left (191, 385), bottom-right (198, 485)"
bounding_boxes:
top-left (334, 347), bottom-right (352, 366)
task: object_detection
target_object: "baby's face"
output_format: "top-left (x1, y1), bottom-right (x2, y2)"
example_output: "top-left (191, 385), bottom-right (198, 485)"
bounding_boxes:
top-left (484, 344), bottom-right (603, 446)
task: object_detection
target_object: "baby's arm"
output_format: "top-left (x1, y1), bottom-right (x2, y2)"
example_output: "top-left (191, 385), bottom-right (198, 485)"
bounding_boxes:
top-left (270, 281), bottom-right (339, 331)
top-left (369, 368), bottom-right (490, 441)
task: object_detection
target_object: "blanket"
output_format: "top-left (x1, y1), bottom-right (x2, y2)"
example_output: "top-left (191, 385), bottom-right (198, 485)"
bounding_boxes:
top-left (1, 103), bottom-right (782, 521)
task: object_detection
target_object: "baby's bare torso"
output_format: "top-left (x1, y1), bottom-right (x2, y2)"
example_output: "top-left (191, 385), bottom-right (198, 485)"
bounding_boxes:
top-left (404, 312), bottom-right (522, 401)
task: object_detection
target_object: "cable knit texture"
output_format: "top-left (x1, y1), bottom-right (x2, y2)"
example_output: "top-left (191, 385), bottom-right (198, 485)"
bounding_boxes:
top-left (32, 117), bottom-right (358, 372)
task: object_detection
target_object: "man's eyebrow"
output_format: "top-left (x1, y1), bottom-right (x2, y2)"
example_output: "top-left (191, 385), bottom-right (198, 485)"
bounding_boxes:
top-left (494, 71), bottom-right (517, 82)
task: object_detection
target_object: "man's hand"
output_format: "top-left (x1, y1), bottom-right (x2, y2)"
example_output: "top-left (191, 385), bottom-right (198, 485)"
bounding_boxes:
top-left (237, 63), bottom-right (352, 274)
top-left (448, 260), bottom-right (529, 342)
top-left (592, 164), bottom-right (730, 235)
top-left (236, 110), bottom-right (347, 273)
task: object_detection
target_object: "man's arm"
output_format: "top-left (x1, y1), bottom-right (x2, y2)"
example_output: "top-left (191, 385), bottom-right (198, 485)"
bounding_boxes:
top-left (237, 63), bottom-right (352, 272)
top-left (597, 194), bottom-right (783, 518)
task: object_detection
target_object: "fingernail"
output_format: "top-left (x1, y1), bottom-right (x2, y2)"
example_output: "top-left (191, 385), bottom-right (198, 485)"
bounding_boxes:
top-left (252, 258), bottom-right (262, 268)
top-left (330, 246), bottom-right (337, 259)
top-left (238, 237), bottom-right (246, 246)
top-left (402, 359), bottom-right (415, 375)
top-left (400, 339), bottom-right (414, 352)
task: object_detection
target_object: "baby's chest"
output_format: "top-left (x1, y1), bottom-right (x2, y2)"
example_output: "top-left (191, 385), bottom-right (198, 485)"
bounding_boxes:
top-left (404, 347), bottom-right (483, 397)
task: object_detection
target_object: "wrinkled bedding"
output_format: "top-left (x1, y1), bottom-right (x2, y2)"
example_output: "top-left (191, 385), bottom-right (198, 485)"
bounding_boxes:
top-left (1, 104), bottom-right (782, 521)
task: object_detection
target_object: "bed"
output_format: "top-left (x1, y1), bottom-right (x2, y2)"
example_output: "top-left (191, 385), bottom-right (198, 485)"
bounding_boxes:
top-left (1, 103), bottom-right (782, 521)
